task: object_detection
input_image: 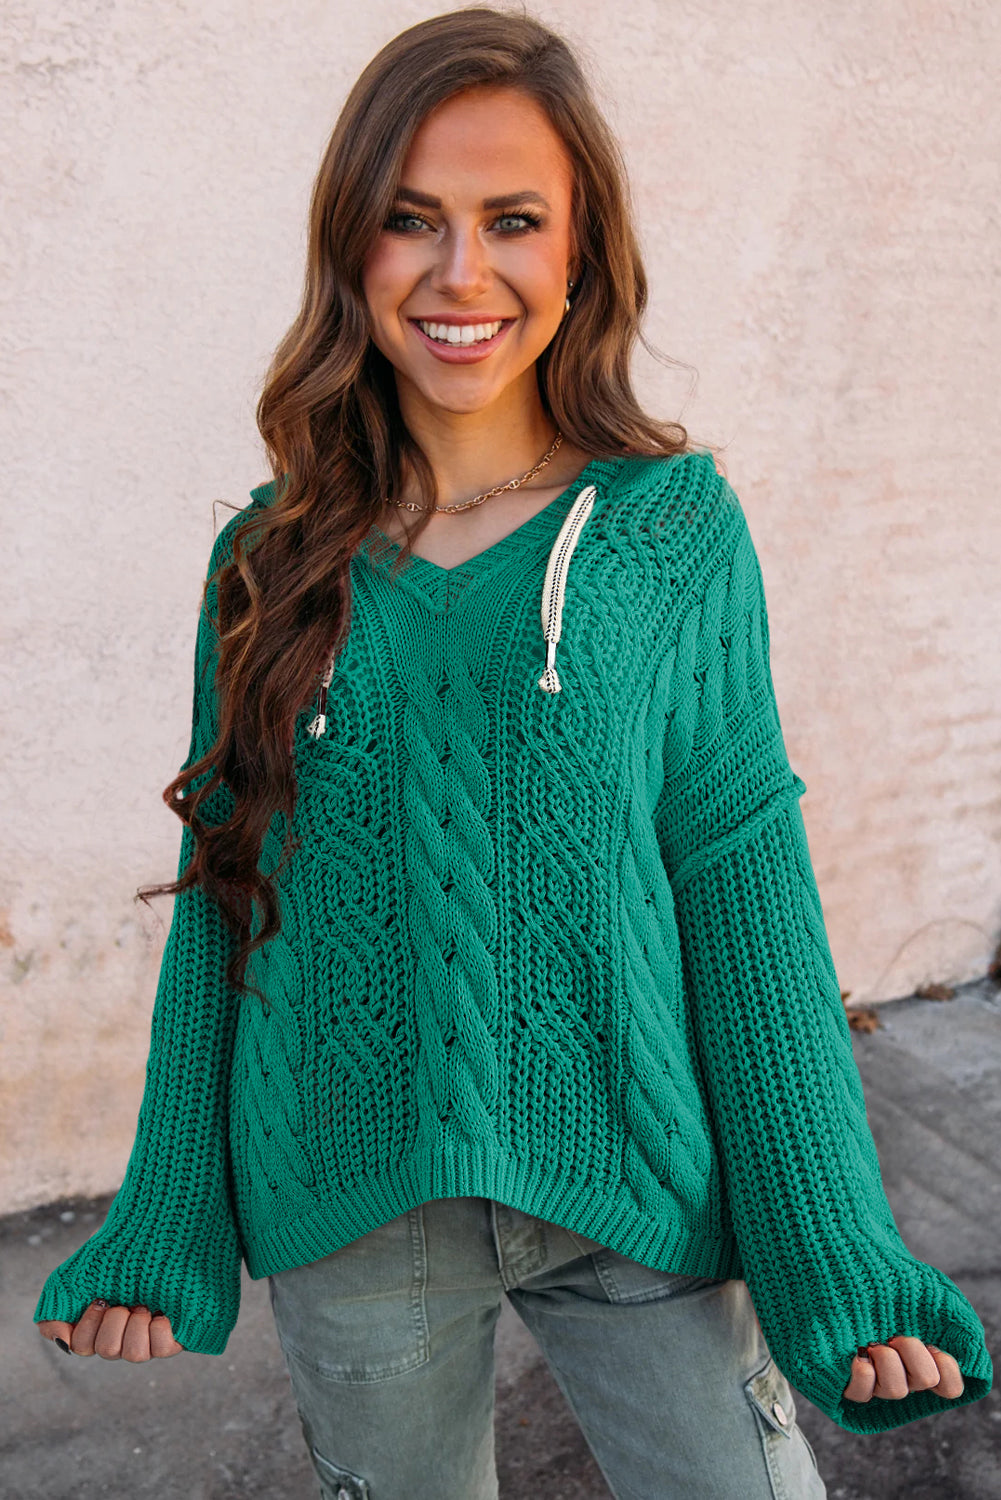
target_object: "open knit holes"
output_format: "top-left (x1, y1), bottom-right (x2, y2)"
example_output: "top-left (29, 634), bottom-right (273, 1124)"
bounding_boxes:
top-left (435, 675), bottom-right (454, 750)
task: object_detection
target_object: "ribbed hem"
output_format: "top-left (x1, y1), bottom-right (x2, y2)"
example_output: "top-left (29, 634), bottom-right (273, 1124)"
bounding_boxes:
top-left (239, 1140), bottom-right (745, 1285)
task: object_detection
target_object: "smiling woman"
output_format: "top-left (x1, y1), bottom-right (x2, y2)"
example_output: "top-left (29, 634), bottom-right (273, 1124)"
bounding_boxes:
top-left (356, 78), bottom-right (621, 566)
top-left (360, 80), bottom-right (591, 532)
top-left (32, 4), bottom-right (991, 1496)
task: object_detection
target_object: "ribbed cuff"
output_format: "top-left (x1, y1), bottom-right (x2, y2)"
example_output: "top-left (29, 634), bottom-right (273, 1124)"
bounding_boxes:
top-left (32, 1241), bottom-right (241, 1358)
top-left (759, 1237), bottom-right (993, 1435)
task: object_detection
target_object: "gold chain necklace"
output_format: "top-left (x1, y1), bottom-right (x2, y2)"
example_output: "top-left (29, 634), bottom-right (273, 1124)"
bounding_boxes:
top-left (388, 430), bottom-right (564, 515)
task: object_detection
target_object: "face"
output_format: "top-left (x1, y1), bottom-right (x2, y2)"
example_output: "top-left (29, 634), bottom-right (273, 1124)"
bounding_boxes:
top-left (361, 84), bottom-right (577, 422)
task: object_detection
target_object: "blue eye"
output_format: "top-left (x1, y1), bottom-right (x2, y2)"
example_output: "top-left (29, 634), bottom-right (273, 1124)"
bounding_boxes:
top-left (497, 212), bottom-right (543, 232)
top-left (384, 214), bottom-right (420, 232)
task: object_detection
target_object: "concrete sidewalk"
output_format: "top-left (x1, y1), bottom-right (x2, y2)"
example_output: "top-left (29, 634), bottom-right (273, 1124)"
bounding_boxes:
top-left (2, 981), bottom-right (998, 1499)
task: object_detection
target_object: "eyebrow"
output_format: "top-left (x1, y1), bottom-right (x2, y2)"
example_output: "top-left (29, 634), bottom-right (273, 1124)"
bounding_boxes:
top-left (393, 186), bottom-right (551, 212)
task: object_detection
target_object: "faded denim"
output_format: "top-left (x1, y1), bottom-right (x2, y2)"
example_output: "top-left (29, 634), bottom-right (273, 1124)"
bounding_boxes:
top-left (268, 1196), bottom-right (828, 1500)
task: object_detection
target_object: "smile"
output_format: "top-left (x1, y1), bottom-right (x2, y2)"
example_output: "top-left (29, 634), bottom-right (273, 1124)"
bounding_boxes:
top-left (408, 318), bottom-right (516, 364)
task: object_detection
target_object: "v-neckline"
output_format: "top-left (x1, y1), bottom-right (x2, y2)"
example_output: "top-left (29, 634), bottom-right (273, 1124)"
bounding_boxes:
top-left (362, 457), bottom-right (605, 579)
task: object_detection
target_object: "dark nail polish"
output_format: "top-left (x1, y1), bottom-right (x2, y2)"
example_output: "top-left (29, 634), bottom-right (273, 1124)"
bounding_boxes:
top-left (54, 1337), bottom-right (71, 1354)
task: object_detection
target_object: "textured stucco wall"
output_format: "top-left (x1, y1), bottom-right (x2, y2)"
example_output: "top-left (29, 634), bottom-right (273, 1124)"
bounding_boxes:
top-left (2, 1), bottom-right (999, 1214)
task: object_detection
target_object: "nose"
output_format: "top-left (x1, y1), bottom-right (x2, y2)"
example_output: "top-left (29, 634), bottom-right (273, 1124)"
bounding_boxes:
top-left (425, 225), bottom-right (495, 303)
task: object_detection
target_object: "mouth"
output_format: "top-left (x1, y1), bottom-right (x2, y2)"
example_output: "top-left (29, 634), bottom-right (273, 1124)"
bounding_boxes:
top-left (408, 317), bottom-right (517, 363)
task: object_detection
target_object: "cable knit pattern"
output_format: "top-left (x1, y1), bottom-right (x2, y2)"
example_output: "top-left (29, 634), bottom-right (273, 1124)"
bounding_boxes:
top-left (35, 451), bottom-right (991, 1432)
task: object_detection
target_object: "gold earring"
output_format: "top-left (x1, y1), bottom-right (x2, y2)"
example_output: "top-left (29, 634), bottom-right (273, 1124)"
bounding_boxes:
top-left (565, 279), bottom-right (574, 313)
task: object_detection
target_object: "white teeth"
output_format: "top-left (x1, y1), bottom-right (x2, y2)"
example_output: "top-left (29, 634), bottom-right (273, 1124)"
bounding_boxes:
top-left (417, 319), bottom-right (504, 345)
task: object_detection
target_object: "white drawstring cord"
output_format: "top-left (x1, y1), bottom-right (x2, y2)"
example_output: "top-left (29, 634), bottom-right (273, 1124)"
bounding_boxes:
top-left (538, 484), bottom-right (597, 693)
top-left (307, 654), bottom-right (335, 738)
top-left (307, 479), bottom-right (598, 732)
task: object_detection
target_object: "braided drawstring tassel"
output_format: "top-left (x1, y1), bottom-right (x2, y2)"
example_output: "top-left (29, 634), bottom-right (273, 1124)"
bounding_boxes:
top-left (538, 484), bottom-right (597, 693)
top-left (539, 639), bottom-right (561, 694)
top-left (307, 653), bottom-right (335, 738)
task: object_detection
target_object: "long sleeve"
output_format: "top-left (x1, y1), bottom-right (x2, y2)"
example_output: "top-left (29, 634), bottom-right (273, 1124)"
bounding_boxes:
top-left (33, 520), bottom-right (247, 1356)
top-left (654, 479), bottom-right (992, 1434)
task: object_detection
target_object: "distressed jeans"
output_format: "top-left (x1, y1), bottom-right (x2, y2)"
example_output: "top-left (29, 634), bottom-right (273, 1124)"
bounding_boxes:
top-left (267, 1196), bottom-right (828, 1500)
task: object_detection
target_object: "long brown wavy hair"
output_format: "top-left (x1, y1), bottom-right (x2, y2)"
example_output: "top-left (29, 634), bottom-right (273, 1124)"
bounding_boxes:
top-left (136, 4), bottom-right (718, 1007)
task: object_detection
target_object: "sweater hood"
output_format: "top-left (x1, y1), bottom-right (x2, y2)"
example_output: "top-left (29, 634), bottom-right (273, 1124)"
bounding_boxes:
top-left (306, 480), bottom-right (599, 739)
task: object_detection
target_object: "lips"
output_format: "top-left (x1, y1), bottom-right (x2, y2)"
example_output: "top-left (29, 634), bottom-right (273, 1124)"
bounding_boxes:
top-left (408, 317), bottom-right (516, 362)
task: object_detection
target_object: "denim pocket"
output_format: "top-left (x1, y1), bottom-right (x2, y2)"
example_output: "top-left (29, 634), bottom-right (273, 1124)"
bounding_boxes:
top-left (588, 1245), bottom-right (728, 1305)
top-left (745, 1353), bottom-right (798, 1437)
top-left (744, 1355), bottom-right (828, 1498)
top-left (268, 1206), bottom-right (430, 1383)
top-left (310, 1446), bottom-right (371, 1499)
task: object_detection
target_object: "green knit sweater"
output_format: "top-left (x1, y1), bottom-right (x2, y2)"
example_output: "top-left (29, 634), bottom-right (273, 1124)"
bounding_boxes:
top-left (35, 450), bottom-right (991, 1433)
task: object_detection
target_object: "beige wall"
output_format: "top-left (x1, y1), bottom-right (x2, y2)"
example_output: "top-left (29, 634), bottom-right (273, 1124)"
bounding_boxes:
top-left (3, 2), bottom-right (999, 1214)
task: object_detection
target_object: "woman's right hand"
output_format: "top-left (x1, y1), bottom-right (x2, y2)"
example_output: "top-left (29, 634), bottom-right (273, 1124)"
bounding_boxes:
top-left (37, 1300), bottom-right (184, 1360)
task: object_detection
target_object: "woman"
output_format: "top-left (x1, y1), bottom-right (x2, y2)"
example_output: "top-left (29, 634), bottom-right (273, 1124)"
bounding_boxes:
top-left (35, 9), bottom-right (991, 1498)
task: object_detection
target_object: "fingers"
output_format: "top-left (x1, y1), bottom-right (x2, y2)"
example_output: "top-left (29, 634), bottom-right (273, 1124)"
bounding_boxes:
top-left (66, 1300), bottom-right (113, 1357)
top-left (149, 1312), bottom-right (185, 1358)
top-left (82, 1302), bottom-right (132, 1358)
top-left (843, 1338), bottom-right (966, 1402)
top-left (47, 1301), bottom-right (184, 1361)
top-left (926, 1345), bottom-right (966, 1400)
top-left (36, 1319), bottom-right (74, 1352)
top-left (120, 1306), bottom-right (153, 1362)
top-left (882, 1335), bottom-right (944, 1394)
top-left (867, 1341), bottom-right (918, 1399)
top-left (842, 1351), bottom-right (877, 1402)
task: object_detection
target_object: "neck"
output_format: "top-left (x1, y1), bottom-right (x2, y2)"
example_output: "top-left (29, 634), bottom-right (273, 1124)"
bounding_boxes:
top-left (394, 395), bottom-right (564, 506)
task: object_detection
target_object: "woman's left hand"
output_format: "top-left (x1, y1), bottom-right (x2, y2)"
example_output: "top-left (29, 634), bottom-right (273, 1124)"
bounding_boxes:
top-left (843, 1335), bottom-right (965, 1402)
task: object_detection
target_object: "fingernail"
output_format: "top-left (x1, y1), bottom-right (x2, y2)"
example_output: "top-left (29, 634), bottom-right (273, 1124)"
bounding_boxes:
top-left (92, 1298), bottom-right (109, 1308)
top-left (54, 1338), bottom-right (71, 1354)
